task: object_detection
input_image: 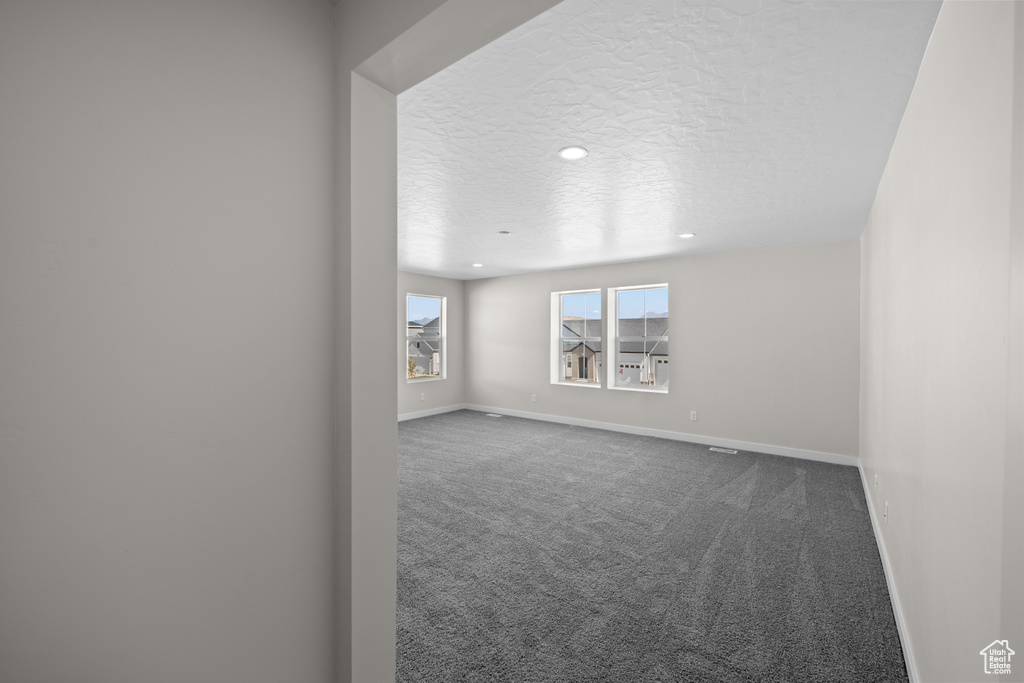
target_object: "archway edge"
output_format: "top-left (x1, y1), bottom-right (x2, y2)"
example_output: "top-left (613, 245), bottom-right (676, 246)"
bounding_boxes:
top-left (356, 0), bottom-right (563, 95)
top-left (342, 2), bottom-right (561, 682)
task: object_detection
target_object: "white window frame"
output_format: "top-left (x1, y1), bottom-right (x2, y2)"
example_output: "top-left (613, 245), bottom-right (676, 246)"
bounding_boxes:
top-left (405, 293), bottom-right (446, 383)
top-left (550, 289), bottom-right (603, 388)
top-left (608, 284), bottom-right (669, 393)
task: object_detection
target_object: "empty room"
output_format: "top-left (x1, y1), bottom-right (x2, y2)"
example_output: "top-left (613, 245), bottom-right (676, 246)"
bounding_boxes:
top-left (392, 1), bottom-right (1022, 681)
top-left (0, 1), bottom-right (1020, 683)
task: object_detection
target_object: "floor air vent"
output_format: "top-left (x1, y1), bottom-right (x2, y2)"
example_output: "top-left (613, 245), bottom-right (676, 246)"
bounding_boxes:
top-left (709, 447), bottom-right (739, 454)
top-left (485, 413), bottom-right (503, 418)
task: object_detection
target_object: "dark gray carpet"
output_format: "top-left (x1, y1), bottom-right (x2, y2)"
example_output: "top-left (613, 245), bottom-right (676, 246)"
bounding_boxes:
top-left (397, 410), bottom-right (906, 683)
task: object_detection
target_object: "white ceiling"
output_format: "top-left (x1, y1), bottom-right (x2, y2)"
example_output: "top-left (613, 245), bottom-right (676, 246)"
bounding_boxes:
top-left (397, 0), bottom-right (941, 280)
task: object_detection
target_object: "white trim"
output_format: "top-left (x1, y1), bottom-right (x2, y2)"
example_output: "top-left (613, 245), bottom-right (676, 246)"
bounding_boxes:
top-left (406, 293), bottom-right (447, 382)
top-left (462, 404), bottom-right (858, 467)
top-left (611, 282), bottom-right (670, 292)
top-left (858, 464), bottom-right (918, 683)
top-left (608, 283), bottom-right (671, 392)
top-left (406, 375), bottom-right (445, 384)
top-left (550, 292), bottom-right (561, 385)
top-left (552, 288), bottom-right (603, 386)
top-left (397, 403), bottom-right (468, 422)
top-left (608, 385), bottom-right (668, 394)
top-left (552, 287), bottom-right (602, 295)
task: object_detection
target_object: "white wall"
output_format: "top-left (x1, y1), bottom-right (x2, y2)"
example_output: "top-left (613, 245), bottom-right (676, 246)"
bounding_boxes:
top-left (860, 1), bottom-right (1024, 681)
top-left (0, 1), bottom-right (336, 682)
top-left (465, 240), bottom-right (861, 459)
top-left (398, 272), bottom-right (466, 416)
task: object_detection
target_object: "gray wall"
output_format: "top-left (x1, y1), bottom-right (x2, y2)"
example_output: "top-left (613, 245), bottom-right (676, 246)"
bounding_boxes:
top-left (0, 1), bottom-right (336, 681)
top-left (398, 272), bottom-right (466, 416)
top-left (465, 240), bottom-right (861, 458)
top-left (860, 2), bottom-right (1024, 681)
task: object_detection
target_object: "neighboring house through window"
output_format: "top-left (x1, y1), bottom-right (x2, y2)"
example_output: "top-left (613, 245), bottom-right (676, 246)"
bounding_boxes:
top-left (612, 285), bottom-right (669, 390)
top-left (406, 294), bottom-right (445, 380)
top-left (553, 290), bottom-right (602, 385)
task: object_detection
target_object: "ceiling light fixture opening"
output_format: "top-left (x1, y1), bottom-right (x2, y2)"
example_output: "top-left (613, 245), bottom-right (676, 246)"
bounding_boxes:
top-left (679, 233), bottom-right (696, 239)
top-left (558, 146), bottom-right (588, 161)
top-left (497, 231), bottom-right (511, 236)
top-left (472, 263), bottom-right (484, 268)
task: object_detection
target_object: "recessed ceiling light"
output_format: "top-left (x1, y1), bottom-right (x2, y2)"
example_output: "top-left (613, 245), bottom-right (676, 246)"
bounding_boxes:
top-left (679, 233), bottom-right (696, 239)
top-left (558, 146), bottom-right (588, 161)
top-left (472, 263), bottom-right (484, 268)
top-left (497, 231), bottom-right (511, 236)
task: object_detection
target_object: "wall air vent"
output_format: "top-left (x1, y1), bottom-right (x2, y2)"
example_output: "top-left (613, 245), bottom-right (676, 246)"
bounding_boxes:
top-left (709, 447), bottom-right (739, 454)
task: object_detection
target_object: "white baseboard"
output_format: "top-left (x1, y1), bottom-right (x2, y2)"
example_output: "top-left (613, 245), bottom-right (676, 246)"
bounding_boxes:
top-left (397, 403), bottom-right (469, 422)
top-left (858, 464), bottom-right (917, 683)
top-left (462, 404), bottom-right (858, 467)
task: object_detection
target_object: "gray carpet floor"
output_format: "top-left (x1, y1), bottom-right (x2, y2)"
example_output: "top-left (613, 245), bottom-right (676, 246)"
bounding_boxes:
top-left (397, 410), bottom-right (906, 683)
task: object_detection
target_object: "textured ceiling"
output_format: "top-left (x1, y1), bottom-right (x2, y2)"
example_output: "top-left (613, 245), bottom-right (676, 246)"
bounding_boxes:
top-left (398, 0), bottom-right (941, 280)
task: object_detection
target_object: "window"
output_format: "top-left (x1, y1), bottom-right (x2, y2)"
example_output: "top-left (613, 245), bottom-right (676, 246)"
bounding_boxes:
top-left (406, 294), bottom-right (445, 381)
top-left (612, 285), bottom-right (668, 390)
top-left (553, 290), bottom-right (602, 386)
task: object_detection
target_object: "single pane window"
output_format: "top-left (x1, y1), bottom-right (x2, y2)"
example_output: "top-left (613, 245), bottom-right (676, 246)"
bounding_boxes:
top-left (580, 341), bottom-right (600, 383)
top-left (645, 288), bottom-right (668, 318)
top-left (562, 293), bottom-right (586, 339)
top-left (584, 291), bottom-right (602, 338)
top-left (407, 295), bottom-right (444, 380)
top-left (617, 289), bottom-right (644, 321)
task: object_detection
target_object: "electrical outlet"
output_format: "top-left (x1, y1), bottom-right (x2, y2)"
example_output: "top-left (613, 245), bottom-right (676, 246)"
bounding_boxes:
top-left (531, 394), bottom-right (537, 403)
top-left (874, 474), bottom-right (878, 492)
top-left (884, 501), bottom-right (889, 524)
top-left (690, 411), bottom-right (698, 421)
top-left (420, 392), bottom-right (425, 401)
